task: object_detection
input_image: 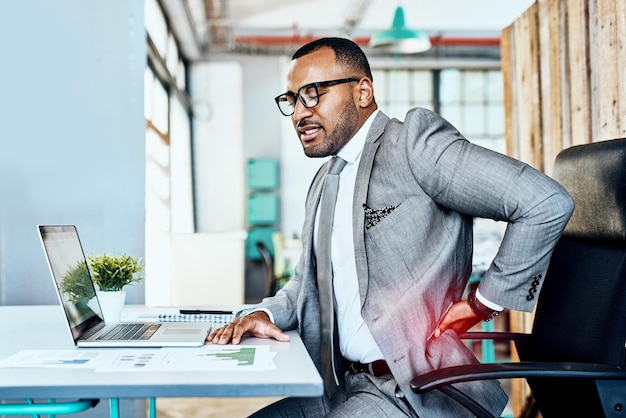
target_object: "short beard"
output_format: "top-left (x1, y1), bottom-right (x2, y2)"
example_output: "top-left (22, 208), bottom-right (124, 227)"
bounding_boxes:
top-left (303, 99), bottom-right (359, 158)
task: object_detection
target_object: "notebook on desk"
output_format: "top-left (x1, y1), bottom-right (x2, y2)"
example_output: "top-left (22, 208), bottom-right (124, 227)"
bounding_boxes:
top-left (38, 225), bottom-right (209, 348)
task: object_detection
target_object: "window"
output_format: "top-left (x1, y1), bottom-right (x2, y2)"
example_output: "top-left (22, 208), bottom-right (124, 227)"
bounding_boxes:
top-left (372, 69), bottom-right (434, 116)
top-left (144, 0), bottom-right (194, 304)
top-left (371, 68), bottom-right (504, 153)
top-left (440, 69), bottom-right (504, 153)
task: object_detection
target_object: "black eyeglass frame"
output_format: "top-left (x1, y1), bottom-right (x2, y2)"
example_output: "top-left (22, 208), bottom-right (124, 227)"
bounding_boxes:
top-left (274, 77), bottom-right (360, 116)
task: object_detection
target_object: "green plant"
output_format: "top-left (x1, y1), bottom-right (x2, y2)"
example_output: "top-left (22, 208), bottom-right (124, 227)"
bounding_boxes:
top-left (60, 261), bottom-right (95, 302)
top-left (87, 253), bottom-right (145, 292)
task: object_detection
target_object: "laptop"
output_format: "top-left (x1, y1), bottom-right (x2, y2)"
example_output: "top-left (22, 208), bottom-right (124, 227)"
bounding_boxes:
top-left (38, 224), bottom-right (209, 347)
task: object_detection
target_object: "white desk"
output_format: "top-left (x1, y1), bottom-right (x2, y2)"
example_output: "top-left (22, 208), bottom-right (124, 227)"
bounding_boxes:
top-left (0, 305), bottom-right (322, 400)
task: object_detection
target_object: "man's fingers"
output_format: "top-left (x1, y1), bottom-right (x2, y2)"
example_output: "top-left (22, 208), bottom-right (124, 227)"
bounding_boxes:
top-left (207, 314), bottom-right (289, 345)
top-left (230, 320), bottom-right (250, 344)
top-left (431, 300), bottom-right (477, 340)
top-left (207, 323), bottom-right (234, 345)
top-left (265, 323), bottom-right (290, 342)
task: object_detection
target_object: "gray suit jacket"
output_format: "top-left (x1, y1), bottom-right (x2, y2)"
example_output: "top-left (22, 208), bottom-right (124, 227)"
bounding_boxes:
top-left (258, 108), bottom-right (574, 417)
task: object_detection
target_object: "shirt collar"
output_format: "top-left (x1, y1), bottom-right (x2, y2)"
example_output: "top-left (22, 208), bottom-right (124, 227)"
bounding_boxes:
top-left (337, 109), bottom-right (379, 165)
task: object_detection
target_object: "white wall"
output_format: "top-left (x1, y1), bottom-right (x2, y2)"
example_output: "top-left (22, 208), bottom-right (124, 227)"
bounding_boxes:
top-left (191, 62), bottom-right (246, 233)
top-left (0, 0), bottom-right (146, 305)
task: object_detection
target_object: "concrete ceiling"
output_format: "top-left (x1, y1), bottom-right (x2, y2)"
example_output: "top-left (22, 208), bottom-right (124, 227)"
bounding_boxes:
top-left (161, 0), bottom-right (535, 60)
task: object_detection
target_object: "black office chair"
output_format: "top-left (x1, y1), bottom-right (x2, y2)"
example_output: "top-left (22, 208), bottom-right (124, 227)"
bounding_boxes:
top-left (256, 241), bottom-right (278, 297)
top-left (410, 138), bottom-right (626, 418)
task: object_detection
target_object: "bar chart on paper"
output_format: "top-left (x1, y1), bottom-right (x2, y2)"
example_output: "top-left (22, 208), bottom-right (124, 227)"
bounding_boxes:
top-left (0, 346), bottom-right (276, 372)
top-left (202, 347), bottom-right (256, 366)
top-left (157, 346), bottom-right (276, 371)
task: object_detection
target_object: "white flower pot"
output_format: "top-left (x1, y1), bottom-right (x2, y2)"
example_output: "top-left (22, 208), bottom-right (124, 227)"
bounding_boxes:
top-left (96, 290), bottom-right (126, 323)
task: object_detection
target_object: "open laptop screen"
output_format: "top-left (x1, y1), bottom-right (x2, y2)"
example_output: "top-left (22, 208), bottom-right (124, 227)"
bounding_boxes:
top-left (39, 225), bottom-right (104, 340)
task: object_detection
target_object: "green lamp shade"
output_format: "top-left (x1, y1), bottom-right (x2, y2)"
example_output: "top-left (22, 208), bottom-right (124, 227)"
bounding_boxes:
top-left (369, 6), bottom-right (431, 54)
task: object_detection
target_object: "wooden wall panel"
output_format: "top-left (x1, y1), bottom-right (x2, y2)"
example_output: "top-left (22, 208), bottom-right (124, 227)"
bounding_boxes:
top-left (593, 0), bottom-right (621, 141)
top-left (619, 0), bottom-right (626, 137)
top-left (504, 0), bottom-right (625, 167)
top-left (588, 0), bottom-right (601, 141)
top-left (513, 3), bottom-right (543, 170)
top-left (538, 0), bottom-right (569, 175)
top-left (502, 0), bottom-right (625, 415)
top-left (501, 25), bottom-right (516, 159)
top-left (568, 0), bottom-right (592, 146)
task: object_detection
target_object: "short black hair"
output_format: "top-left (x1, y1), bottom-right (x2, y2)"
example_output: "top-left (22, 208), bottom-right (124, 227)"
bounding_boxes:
top-left (292, 37), bottom-right (373, 81)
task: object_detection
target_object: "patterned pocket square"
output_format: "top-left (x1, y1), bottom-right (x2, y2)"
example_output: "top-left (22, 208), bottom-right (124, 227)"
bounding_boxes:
top-left (363, 203), bottom-right (399, 229)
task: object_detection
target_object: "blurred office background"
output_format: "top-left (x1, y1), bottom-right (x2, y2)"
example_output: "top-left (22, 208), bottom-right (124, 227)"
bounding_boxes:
top-left (0, 0), bottom-right (532, 309)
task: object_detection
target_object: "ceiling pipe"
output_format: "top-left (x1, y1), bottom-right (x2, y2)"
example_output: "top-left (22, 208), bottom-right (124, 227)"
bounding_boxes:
top-left (232, 35), bottom-right (500, 48)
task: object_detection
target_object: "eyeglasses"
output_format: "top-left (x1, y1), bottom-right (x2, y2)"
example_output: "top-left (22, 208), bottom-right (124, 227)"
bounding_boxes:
top-left (274, 77), bottom-right (360, 116)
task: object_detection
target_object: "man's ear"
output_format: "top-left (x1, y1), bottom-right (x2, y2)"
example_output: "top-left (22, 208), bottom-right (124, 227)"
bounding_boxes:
top-left (356, 78), bottom-right (374, 107)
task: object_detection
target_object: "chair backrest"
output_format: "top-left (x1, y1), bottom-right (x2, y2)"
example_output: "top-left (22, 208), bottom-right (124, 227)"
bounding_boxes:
top-left (519, 138), bottom-right (626, 416)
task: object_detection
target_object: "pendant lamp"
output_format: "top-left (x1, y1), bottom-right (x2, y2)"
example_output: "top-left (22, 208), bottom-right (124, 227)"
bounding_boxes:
top-left (369, 5), bottom-right (431, 54)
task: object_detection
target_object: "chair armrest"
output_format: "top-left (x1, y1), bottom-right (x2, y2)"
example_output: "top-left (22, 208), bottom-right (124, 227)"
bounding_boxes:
top-left (459, 331), bottom-right (526, 340)
top-left (411, 361), bottom-right (626, 393)
top-left (459, 331), bottom-right (529, 343)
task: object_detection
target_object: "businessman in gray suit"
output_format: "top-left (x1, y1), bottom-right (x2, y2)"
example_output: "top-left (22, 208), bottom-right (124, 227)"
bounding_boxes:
top-left (209, 37), bottom-right (574, 417)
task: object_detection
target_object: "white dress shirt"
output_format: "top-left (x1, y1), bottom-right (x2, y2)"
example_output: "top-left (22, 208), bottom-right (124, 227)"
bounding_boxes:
top-left (314, 110), bottom-right (384, 363)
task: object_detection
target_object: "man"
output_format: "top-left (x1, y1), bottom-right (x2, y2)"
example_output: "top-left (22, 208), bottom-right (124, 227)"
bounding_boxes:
top-left (209, 37), bottom-right (574, 417)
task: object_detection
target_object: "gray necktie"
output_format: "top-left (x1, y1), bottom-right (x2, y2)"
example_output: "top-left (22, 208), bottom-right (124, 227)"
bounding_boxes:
top-left (316, 156), bottom-right (347, 397)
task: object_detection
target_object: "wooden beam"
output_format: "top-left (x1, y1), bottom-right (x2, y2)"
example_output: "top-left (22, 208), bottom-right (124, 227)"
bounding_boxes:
top-left (593, 0), bottom-right (621, 141)
top-left (617, 0), bottom-right (626, 138)
top-left (568, 0), bottom-right (592, 146)
top-left (513, 3), bottom-right (543, 170)
top-left (501, 25), bottom-right (517, 159)
top-left (538, 0), bottom-right (568, 175)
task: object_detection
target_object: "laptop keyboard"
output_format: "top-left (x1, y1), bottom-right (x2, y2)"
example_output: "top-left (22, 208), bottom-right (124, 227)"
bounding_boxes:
top-left (96, 323), bottom-right (161, 341)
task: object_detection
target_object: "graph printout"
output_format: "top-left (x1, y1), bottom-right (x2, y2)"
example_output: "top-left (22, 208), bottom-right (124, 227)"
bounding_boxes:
top-left (0, 345), bottom-right (276, 372)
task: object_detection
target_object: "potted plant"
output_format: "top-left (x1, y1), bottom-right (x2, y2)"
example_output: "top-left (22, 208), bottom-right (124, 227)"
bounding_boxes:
top-left (86, 253), bottom-right (145, 322)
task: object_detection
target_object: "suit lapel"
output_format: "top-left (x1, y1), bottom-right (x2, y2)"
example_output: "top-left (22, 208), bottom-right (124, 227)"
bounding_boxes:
top-left (353, 111), bottom-right (389, 304)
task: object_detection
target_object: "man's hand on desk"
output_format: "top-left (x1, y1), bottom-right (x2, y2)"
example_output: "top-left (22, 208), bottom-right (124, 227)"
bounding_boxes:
top-left (207, 311), bottom-right (290, 345)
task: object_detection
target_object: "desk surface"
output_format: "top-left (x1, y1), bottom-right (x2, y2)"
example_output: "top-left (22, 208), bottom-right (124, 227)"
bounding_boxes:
top-left (0, 305), bottom-right (323, 399)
